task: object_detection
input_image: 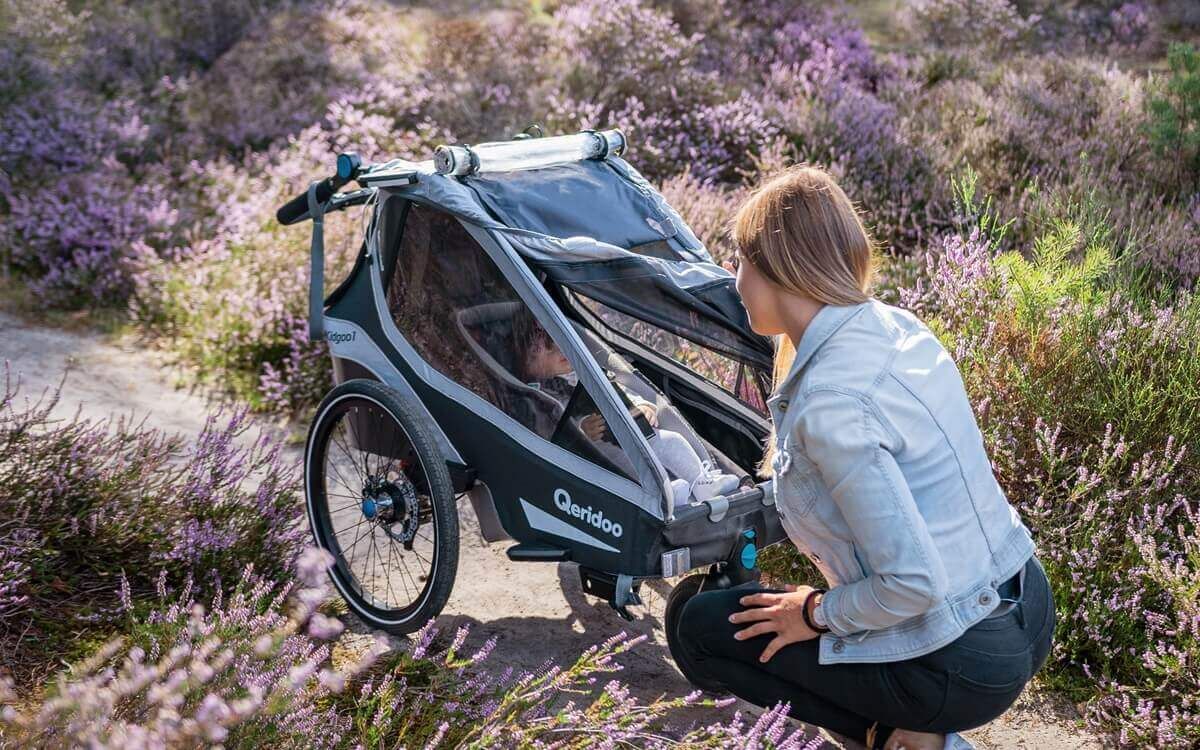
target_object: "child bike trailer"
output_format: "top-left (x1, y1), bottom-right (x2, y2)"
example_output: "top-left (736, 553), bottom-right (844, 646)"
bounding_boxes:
top-left (276, 129), bottom-right (789, 689)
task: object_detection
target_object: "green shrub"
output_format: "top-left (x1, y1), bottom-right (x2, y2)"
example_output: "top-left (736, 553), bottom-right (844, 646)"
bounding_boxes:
top-left (1146, 42), bottom-right (1200, 191)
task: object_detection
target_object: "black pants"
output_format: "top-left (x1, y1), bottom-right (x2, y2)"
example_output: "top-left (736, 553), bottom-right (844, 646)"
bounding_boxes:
top-left (676, 556), bottom-right (1055, 749)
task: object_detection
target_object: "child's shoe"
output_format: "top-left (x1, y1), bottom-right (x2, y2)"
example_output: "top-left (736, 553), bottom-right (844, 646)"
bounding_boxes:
top-left (690, 466), bottom-right (740, 502)
top-left (670, 478), bottom-right (692, 508)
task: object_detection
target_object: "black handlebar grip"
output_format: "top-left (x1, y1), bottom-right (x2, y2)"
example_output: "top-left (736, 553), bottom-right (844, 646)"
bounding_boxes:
top-left (276, 177), bottom-right (339, 226)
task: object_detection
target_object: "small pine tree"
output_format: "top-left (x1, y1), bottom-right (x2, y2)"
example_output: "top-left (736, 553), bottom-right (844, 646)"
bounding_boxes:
top-left (996, 218), bottom-right (1115, 330)
top-left (1145, 42), bottom-right (1200, 191)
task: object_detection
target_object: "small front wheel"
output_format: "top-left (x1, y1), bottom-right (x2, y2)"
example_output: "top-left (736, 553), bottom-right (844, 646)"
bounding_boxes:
top-left (305, 379), bottom-right (459, 634)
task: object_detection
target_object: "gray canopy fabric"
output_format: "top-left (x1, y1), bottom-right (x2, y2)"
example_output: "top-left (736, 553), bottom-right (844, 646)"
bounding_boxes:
top-left (370, 155), bottom-right (773, 370)
top-left (465, 158), bottom-right (711, 263)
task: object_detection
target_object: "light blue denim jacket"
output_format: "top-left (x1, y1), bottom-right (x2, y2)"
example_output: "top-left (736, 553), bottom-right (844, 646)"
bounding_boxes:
top-left (766, 299), bottom-right (1035, 665)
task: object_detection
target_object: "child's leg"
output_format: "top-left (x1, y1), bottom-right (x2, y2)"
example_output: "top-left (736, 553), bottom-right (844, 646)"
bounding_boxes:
top-left (648, 429), bottom-right (706, 483)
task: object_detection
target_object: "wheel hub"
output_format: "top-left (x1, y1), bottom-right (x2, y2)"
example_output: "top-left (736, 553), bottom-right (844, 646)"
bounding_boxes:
top-left (360, 494), bottom-right (389, 520)
top-left (362, 473), bottom-right (421, 548)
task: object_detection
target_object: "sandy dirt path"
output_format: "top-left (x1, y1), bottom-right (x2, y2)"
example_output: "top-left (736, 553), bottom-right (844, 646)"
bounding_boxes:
top-left (0, 309), bottom-right (1103, 749)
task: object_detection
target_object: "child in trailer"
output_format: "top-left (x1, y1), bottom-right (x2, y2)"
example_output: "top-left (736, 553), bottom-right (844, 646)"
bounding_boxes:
top-left (512, 310), bottom-right (740, 507)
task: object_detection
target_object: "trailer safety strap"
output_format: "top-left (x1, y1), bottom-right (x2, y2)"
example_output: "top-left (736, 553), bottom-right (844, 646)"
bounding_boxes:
top-left (307, 181), bottom-right (326, 342)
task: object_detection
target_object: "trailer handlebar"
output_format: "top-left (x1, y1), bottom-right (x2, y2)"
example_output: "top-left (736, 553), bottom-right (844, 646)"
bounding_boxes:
top-left (275, 152), bottom-right (365, 226)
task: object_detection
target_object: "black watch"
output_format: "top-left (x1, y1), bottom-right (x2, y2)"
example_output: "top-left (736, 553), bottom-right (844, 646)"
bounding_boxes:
top-left (802, 588), bottom-right (830, 633)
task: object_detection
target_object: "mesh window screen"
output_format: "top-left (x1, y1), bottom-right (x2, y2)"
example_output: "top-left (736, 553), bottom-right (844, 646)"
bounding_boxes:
top-left (382, 202), bottom-right (637, 480)
top-left (577, 294), bottom-right (770, 416)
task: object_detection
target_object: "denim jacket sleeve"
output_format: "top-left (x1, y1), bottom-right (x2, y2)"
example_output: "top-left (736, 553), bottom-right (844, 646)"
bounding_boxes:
top-left (794, 389), bottom-right (949, 635)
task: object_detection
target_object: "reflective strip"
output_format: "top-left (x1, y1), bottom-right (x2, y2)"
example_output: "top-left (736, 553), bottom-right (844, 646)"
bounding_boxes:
top-left (519, 498), bottom-right (619, 553)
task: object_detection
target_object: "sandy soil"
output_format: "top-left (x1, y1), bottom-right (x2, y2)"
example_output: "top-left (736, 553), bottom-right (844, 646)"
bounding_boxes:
top-left (0, 309), bottom-right (1104, 749)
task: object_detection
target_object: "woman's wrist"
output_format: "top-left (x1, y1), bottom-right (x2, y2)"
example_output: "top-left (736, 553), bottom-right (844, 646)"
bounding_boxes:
top-left (811, 594), bottom-right (828, 630)
top-left (801, 588), bottom-right (830, 633)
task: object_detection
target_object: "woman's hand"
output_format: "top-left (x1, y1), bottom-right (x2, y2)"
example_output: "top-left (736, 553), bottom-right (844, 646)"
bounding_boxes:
top-left (729, 584), bottom-right (822, 663)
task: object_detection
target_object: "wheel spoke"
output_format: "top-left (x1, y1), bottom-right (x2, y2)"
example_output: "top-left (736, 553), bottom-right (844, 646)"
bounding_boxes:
top-left (345, 517), bottom-right (372, 572)
top-left (379, 406), bottom-right (402, 488)
top-left (364, 528), bottom-right (377, 606)
top-left (383, 534), bottom-right (404, 606)
top-left (343, 406), bottom-right (367, 478)
top-left (333, 520), bottom-right (368, 536)
top-left (405, 541), bottom-right (434, 568)
top-left (396, 550), bottom-right (424, 599)
top-left (331, 428), bottom-right (365, 491)
top-left (325, 439), bottom-right (362, 496)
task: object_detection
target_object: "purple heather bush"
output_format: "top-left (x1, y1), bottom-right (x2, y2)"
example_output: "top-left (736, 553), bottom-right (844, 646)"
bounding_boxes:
top-left (720, 0), bottom-right (886, 87)
top-left (1109, 2), bottom-right (1154, 50)
top-left (908, 51), bottom-right (1200, 280)
top-left (0, 546), bottom-right (828, 748)
top-left (774, 66), bottom-right (947, 250)
top-left (658, 137), bottom-right (795, 263)
top-left (901, 0), bottom-right (1036, 55)
top-left (659, 171), bottom-right (748, 262)
top-left (180, 0), bottom-right (425, 150)
top-left (385, 10), bottom-right (551, 145)
top-left (543, 0), bottom-right (781, 182)
top-left (0, 81), bottom-right (184, 308)
top-left (128, 105), bottom-right (415, 410)
top-left (714, 1), bottom-right (951, 249)
top-left (911, 229), bottom-right (1200, 747)
top-left (0, 557), bottom-right (374, 746)
top-left (3, 1), bottom-right (1200, 742)
top-left (0, 365), bottom-right (304, 683)
top-left (5, 0), bottom-right (1195, 408)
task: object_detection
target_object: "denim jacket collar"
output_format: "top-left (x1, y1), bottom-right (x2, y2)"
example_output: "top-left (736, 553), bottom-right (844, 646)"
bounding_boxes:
top-left (771, 300), bottom-right (872, 399)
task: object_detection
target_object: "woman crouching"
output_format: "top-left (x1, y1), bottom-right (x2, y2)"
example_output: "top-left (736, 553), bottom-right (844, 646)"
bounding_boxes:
top-left (674, 165), bottom-right (1055, 750)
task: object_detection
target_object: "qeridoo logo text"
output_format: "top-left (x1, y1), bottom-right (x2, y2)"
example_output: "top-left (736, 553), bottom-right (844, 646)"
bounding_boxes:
top-left (553, 488), bottom-right (622, 539)
top-left (326, 330), bottom-right (356, 344)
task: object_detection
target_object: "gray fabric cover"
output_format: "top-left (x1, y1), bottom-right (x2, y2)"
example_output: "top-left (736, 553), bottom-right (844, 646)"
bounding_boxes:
top-left (465, 158), bottom-right (709, 262)
top-left (529, 246), bottom-right (774, 369)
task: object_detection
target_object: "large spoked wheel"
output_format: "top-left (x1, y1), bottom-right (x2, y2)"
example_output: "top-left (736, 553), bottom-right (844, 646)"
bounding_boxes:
top-left (305, 378), bottom-right (458, 634)
top-left (664, 573), bottom-right (728, 692)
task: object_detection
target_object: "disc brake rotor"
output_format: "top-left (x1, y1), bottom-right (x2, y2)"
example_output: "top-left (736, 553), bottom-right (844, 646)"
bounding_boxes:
top-left (366, 475), bottom-right (421, 549)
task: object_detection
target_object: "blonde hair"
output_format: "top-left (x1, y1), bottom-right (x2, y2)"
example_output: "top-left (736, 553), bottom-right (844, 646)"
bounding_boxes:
top-left (731, 164), bottom-right (877, 477)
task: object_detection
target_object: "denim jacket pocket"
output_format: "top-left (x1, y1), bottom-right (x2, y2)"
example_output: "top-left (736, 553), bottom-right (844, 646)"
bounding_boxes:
top-left (774, 445), bottom-right (820, 518)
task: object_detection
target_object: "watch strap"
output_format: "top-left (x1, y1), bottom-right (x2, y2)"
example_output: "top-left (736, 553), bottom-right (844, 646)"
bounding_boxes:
top-left (801, 588), bottom-right (831, 633)
top-left (812, 599), bottom-right (828, 629)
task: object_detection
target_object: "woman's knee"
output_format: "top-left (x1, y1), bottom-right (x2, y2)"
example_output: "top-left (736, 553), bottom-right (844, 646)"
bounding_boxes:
top-left (676, 588), bottom-right (748, 656)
